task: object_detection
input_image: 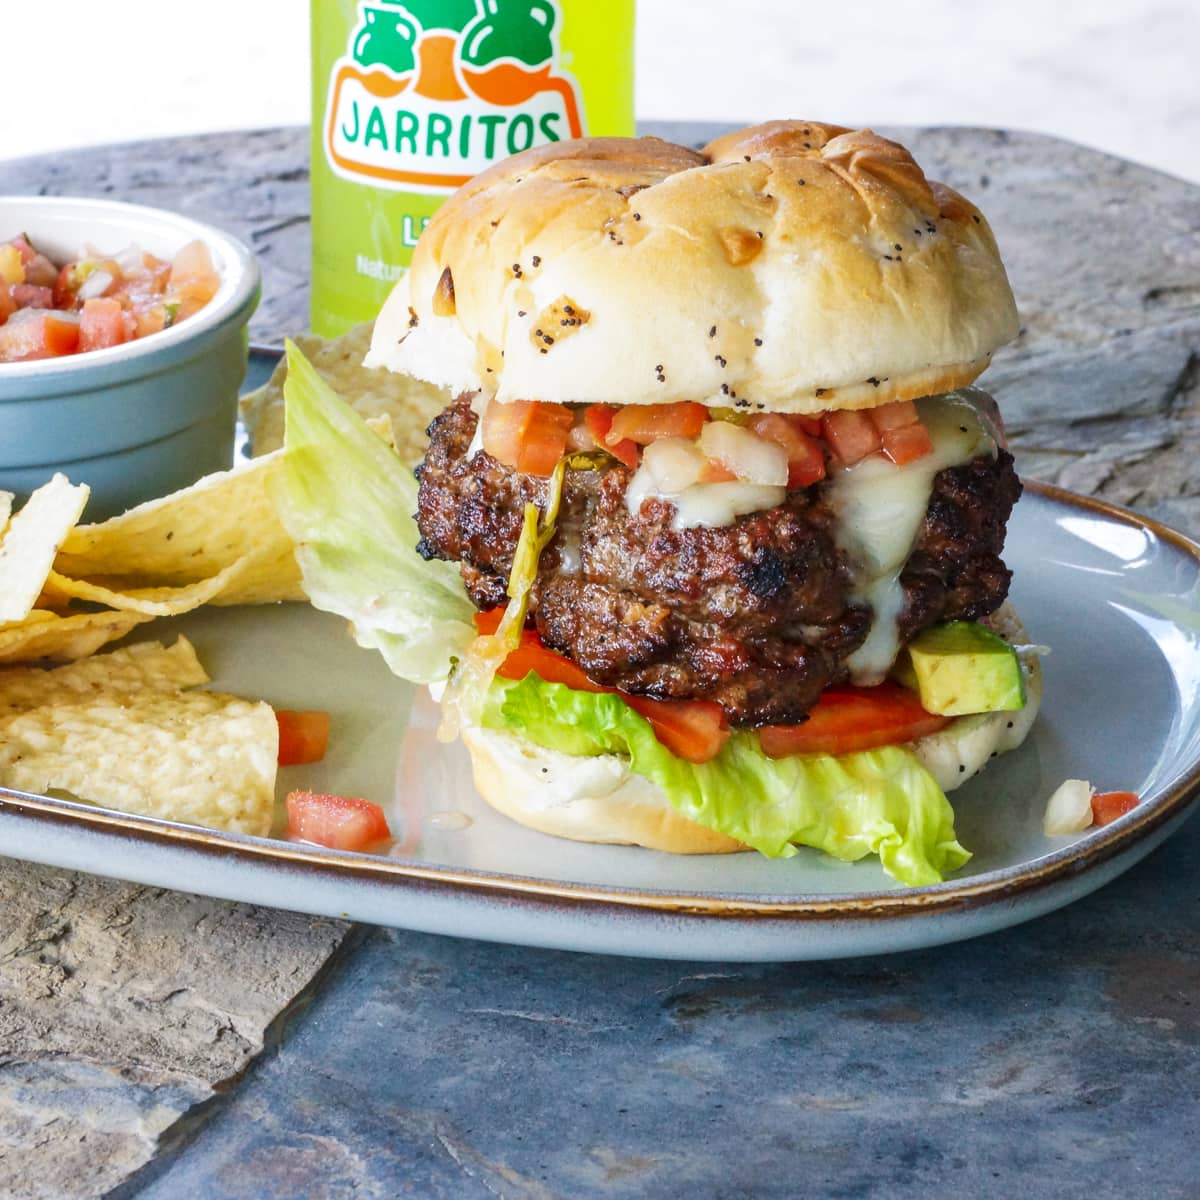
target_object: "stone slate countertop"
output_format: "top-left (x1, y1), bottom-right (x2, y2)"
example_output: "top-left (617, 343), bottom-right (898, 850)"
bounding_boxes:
top-left (1, 123), bottom-right (1198, 1199)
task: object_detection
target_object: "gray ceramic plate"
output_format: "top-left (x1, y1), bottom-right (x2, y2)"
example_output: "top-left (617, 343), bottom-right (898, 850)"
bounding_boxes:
top-left (1, 483), bottom-right (1198, 961)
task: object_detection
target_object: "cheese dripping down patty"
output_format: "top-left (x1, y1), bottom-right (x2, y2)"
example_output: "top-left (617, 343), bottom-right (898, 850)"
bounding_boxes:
top-left (829, 392), bottom-right (997, 684)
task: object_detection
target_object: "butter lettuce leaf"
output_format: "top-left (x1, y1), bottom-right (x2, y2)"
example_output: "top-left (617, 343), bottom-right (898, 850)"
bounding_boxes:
top-left (271, 341), bottom-right (475, 684)
top-left (489, 674), bottom-right (971, 886)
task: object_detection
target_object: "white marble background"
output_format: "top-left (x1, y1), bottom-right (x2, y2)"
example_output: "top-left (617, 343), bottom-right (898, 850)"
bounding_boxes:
top-left (1, 0), bottom-right (1197, 182)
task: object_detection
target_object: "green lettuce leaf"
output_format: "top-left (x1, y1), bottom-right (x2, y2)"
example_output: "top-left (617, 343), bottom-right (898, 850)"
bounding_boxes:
top-left (488, 674), bottom-right (971, 886)
top-left (270, 341), bottom-right (475, 684)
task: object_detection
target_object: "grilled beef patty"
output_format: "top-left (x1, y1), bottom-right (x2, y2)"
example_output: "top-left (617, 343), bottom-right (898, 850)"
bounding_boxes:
top-left (415, 396), bottom-right (1021, 726)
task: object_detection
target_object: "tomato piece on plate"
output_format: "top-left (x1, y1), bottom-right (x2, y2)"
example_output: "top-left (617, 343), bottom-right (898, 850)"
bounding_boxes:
top-left (608, 401), bottom-right (709, 446)
top-left (583, 404), bottom-right (639, 468)
top-left (276, 710), bottom-right (331, 766)
top-left (482, 397), bottom-right (573, 476)
top-left (1091, 790), bottom-right (1139, 826)
top-left (286, 790), bottom-right (391, 851)
top-left (759, 682), bottom-right (949, 757)
top-left (475, 609), bottom-right (730, 763)
top-left (821, 409), bottom-right (882, 465)
top-left (79, 297), bottom-right (128, 351)
top-left (746, 413), bottom-right (827, 488)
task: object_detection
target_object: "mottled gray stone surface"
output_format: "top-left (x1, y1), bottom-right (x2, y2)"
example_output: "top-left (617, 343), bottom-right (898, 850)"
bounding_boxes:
top-left (0, 861), bottom-right (354, 1200)
top-left (0, 122), bottom-right (1197, 1197)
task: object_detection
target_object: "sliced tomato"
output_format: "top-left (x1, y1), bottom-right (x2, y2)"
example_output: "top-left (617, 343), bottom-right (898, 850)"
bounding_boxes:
top-left (473, 609), bottom-right (730, 763)
top-left (1091, 790), bottom-right (1139, 826)
top-left (276, 710), bottom-right (331, 766)
top-left (79, 297), bottom-right (128, 351)
top-left (608, 401), bottom-right (709, 446)
top-left (746, 413), bottom-right (827, 488)
top-left (583, 404), bottom-right (639, 468)
top-left (481, 397), bottom-right (573, 476)
top-left (821, 409), bottom-right (881, 465)
top-left (286, 790), bottom-right (391, 851)
top-left (759, 682), bottom-right (949, 757)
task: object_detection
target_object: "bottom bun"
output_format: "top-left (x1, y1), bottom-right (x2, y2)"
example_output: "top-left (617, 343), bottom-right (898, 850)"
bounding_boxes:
top-left (461, 602), bottom-right (1043, 855)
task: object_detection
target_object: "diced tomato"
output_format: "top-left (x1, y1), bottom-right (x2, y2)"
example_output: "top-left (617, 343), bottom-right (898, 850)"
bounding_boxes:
top-left (78, 297), bottom-right (128, 352)
top-left (608, 401), bottom-right (709, 446)
top-left (286, 790), bottom-right (391, 851)
top-left (583, 404), bottom-right (639, 468)
top-left (482, 397), bottom-right (574, 476)
top-left (7, 235), bottom-right (35, 266)
top-left (869, 400), bottom-right (920, 432)
top-left (881, 422), bottom-right (934, 465)
top-left (0, 284), bottom-right (14, 325)
top-left (746, 413), bottom-right (828, 488)
top-left (1091, 790), bottom-right (1139, 826)
top-left (276, 710), bottom-right (331, 767)
top-left (52, 263), bottom-right (79, 309)
top-left (11, 283), bottom-right (53, 309)
top-left (821, 409), bottom-right (881, 465)
top-left (759, 682), bottom-right (950, 757)
top-left (474, 608), bottom-right (730, 763)
top-left (0, 310), bottom-right (79, 361)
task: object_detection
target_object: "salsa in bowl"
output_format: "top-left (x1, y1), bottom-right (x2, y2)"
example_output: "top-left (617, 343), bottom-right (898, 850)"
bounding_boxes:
top-left (0, 196), bottom-right (259, 520)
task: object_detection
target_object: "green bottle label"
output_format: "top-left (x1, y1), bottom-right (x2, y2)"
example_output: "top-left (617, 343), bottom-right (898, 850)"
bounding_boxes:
top-left (310, 0), bottom-right (635, 336)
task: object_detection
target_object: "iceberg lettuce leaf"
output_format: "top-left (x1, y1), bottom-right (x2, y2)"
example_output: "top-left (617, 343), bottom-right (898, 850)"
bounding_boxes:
top-left (489, 674), bottom-right (971, 886)
top-left (271, 341), bottom-right (475, 684)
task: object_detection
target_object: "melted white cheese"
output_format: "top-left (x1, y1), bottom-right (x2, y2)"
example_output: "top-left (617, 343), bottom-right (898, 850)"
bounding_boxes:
top-left (830, 393), bottom-right (996, 683)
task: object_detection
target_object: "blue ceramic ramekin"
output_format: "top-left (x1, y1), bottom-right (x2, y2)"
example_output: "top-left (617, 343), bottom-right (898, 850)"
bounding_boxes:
top-left (0, 196), bottom-right (260, 520)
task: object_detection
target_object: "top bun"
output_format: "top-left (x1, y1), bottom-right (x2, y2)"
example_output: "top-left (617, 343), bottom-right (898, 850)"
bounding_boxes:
top-left (367, 121), bottom-right (1019, 415)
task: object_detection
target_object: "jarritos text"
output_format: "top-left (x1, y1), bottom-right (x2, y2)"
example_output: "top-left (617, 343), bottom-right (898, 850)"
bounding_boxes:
top-left (324, 1), bottom-right (586, 193)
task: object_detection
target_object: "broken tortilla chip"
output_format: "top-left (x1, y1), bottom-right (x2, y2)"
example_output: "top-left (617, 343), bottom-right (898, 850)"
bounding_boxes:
top-left (239, 322), bottom-right (447, 464)
top-left (0, 637), bottom-right (209, 715)
top-left (0, 609), bottom-right (151, 664)
top-left (53, 452), bottom-right (305, 605)
top-left (0, 474), bottom-right (90, 623)
top-left (0, 688), bottom-right (278, 836)
top-left (41, 556), bottom-right (260, 616)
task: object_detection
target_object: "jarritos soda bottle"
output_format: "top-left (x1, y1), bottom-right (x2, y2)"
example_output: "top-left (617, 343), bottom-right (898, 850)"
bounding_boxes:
top-left (310, 0), bottom-right (635, 335)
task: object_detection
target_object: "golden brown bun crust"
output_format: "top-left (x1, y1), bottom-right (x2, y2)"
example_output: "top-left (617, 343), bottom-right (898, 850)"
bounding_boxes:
top-left (369, 121), bottom-right (1018, 413)
top-left (460, 602), bottom-right (1041, 856)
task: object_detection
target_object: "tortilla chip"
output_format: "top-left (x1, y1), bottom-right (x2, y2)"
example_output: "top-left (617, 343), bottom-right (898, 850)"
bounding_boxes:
top-left (240, 321), bottom-right (447, 464)
top-left (0, 609), bottom-right (151, 664)
top-left (0, 637), bottom-right (208, 715)
top-left (42, 556), bottom-right (259, 616)
top-left (0, 475), bottom-right (90, 623)
top-left (0, 491), bottom-right (12, 534)
top-left (53, 452), bottom-right (305, 604)
top-left (0, 689), bottom-right (277, 836)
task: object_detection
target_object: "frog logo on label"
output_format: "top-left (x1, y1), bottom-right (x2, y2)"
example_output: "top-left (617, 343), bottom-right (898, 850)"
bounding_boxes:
top-left (323, 0), bottom-right (586, 193)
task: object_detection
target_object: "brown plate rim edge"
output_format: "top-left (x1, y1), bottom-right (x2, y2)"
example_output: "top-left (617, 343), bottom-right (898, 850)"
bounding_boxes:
top-left (1, 481), bottom-right (1198, 922)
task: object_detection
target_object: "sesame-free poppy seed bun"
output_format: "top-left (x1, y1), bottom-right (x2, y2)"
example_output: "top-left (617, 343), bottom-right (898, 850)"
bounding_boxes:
top-left (462, 604), bottom-right (1041, 855)
top-left (368, 120), bottom-right (1019, 414)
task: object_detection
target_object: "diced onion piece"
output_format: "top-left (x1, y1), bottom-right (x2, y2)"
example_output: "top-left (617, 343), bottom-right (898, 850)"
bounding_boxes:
top-left (1043, 779), bottom-right (1094, 836)
top-left (698, 420), bottom-right (788, 486)
top-left (77, 268), bottom-right (115, 300)
top-left (114, 243), bottom-right (148, 275)
top-left (639, 436), bottom-right (708, 493)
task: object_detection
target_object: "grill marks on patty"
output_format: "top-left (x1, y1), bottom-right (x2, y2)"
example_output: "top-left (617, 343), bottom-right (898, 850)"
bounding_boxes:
top-left (415, 395), bottom-right (1020, 726)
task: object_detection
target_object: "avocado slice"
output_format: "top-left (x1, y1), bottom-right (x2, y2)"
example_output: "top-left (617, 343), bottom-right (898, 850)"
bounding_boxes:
top-left (896, 621), bottom-right (1025, 716)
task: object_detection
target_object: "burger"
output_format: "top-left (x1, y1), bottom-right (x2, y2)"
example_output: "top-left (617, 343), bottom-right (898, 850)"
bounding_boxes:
top-left (281, 120), bottom-right (1041, 886)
